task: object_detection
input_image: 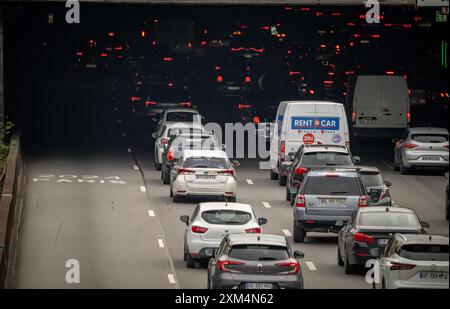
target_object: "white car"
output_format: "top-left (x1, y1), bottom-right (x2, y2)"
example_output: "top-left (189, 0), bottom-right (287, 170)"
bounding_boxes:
top-left (373, 233), bottom-right (449, 289)
top-left (155, 107), bottom-right (203, 135)
top-left (180, 202), bottom-right (268, 268)
top-left (152, 123), bottom-right (205, 170)
top-left (170, 150), bottom-right (239, 202)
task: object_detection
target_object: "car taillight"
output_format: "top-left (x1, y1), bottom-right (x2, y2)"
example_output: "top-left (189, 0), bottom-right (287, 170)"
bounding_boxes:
top-left (180, 102), bottom-right (192, 107)
top-left (253, 116), bottom-right (260, 124)
top-left (191, 226), bottom-right (208, 234)
top-left (444, 144), bottom-right (449, 149)
top-left (245, 76), bottom-right (251, 83)
top-left (289, 71), bottom-right (301, 76)
top-left (145, 101), bottom-right (157, 106)
top-left (219, 260), bottom-right (244, 272)
top-left (218, 169), bottom-right (235, 177)
top-left (296, 194), bottom-right (306, 208)
top-left (358, 196), bottom-right (368, 208)
top-left (386, 70), bottom-right (395, 75)
top-left (353, 232), bottom-right (375, 244)
top-left (100, 53), bottom-right (108, 57)
top-left (131, 96), bottom-right (141, 102)
top-left (167, 149), bottom-right (174, 161)
top-left (276, 261), bottom-right (299, 274)
top-left (390, 262), bottom-right (416, 271)
top-left (406, 111), bottom-right (411, 125)
top-left (295, 167), bottom-right (308, 175)
top-left (245, 227), bottom-right (262, 234)
top-left (178, 168), bottom-right (195, 175)
top-left (249, 47), bottom-right (264, 53)
top-left (217, 76), bottom-right (223, 83)
top-left (168, 82), bottom-right (174, 87)
top-left (75, 51), bottom-right (83, 56)
top-left (163, 57), bottom-right (172, 62)
top-left (231, 47), bottom-right (245, 52)
top-left (403, 143), bottom-right (418, 149)
top-left (161, 138), bottom-right (169, 145)
top-left (380, 188), bottom-right (390, 200)
top-left (280, 141), bottom-right (285, 162)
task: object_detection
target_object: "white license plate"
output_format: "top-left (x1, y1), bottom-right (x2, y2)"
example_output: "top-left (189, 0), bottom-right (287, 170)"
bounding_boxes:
top-left (422, 156), bottom-right (440, 161)
top-left (245, 283), bottom-right (273, 289)
top-left (196, 175), bottom-right (216, 180)
top-left (420, 272), bottom-right (448, 280)
top-left (360, 119), bottom-right (376, 124)
top-left (228, 86), bottom-right (240, 91)
top-left (86, 64), bottom-right (97, 68)
top-left (320, 198), bottom-right (345, 204)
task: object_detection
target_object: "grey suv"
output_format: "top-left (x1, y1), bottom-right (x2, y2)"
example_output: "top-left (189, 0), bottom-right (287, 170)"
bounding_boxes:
top-left (293, 169), bottom-right (369, 243)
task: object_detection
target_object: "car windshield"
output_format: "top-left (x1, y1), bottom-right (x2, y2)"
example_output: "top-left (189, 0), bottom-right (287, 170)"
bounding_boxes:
top-left (229, 245), bottom-right (290, 261)
top-left (167, 127), bottom-right (204, 137)
top-left (171, 136), bottom-right (218, 150)
top-left (166, 111), bottom-right (200, 122)
top-left (358, 212), bottom-right (420, 227)
top-left (361, 172), bottom-right (384, 187)
top-left (410, 134), bottom-right (448, 143)
top-left (183, 157), bottom-right (229, 169)
top-left (398, 244), bottom-right (449, 262)
top-left (301, 152), bottom-right (353, 166)
top-left (201, 210), bottom-right (251, 225)
top-left (304, 176), bottom-right (360, 195)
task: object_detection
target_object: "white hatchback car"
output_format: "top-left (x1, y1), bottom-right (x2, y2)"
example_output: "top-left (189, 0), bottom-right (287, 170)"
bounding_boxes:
top-left (373, 233), bottom-right (449, 289)
top-left (170, 149), bottom-right (239, 202)
top-left (180, 202), bottom-right (268, 268)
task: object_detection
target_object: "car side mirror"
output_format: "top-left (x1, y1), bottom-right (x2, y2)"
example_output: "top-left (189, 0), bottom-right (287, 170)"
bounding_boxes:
top-left (385, 180), bottom-right (392, 187)
top-left (335, 220), bottom-right (345, 227)
top-left (421, 221), bottom-right (430, 229)
top-left (294, 251), bottom-right (305, 259)
top-left (152, 132), bottom-right (158, 139)
top-left (353, 156), bottom-right (361, 164)
top-left (232, 160), bottom-right (240, 168)
top-left (258, 218), bottom-right (268, 226)
top-left (180, 215), bottom-right (190, 225)
top-left (370, 247), bottom-right (381, 258)
top-left (445, 172), bottom-right (449, 179)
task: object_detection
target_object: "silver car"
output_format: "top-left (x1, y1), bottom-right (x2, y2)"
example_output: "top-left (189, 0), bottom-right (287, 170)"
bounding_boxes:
top-left (393, 127), bottom-right (449, 174)
top-left (373, 234), bottom-right (449, 289)
top-left (359, 166), bottom-right (393, 206)
top-left (293, 169), bottom-right (369, 243)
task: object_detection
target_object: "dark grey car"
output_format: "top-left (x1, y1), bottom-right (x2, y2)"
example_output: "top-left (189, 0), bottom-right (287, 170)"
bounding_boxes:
top-left (207, 234), bottom-right (305, 289)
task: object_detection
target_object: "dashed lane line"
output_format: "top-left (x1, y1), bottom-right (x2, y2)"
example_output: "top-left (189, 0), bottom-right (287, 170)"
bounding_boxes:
top-left (282, 229), bottom-right (292, 237)
top-left (246, 179), bottom-right (255, 185)
top-left (148, 210), bottom-right (155, 217)
top-left (305, 261), bottom-right (317, 271)
top-left (133, 165), bottom-right (139, 171)
top-left (158, 239), bottom-right (165, 248)
top-left (168, 274), bottom-right (176, 284)
top-left (140, 185), bottom-right (147, 192)
top-left (262, 202), bottom-right (272, 208)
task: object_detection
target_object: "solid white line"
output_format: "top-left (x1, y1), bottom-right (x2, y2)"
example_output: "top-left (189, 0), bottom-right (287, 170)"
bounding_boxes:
top-left (148, 210), bottom-right (155, 217)
top-left (246, 179), bottom-right (254, 185)
top-left (140, 186), bottom-right (147, 192)
top-left (133, 165), bottom-right (139, 171)
top-left (262, 202), bottom-right (272, 208)
top-left (167, 274), bottom-right (176, 284)
top-left (158, 239), bottom-right (165, 248)
top-left (305, 261), bottom-right (317, 271)
top-left (282, 229), bottom-right (292, 237)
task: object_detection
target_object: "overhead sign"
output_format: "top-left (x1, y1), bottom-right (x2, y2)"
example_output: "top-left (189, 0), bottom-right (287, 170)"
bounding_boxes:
top-left (417, 0), bottom-right (449, 7)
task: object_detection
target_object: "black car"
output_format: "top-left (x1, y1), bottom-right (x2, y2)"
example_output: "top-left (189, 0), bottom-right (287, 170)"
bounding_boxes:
top-left (337, 206), bottom-right (429, 274)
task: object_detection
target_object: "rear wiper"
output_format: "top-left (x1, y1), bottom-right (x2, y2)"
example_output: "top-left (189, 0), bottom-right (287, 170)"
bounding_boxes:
top-left (330, 191), bottom-right (350, 195)
top-left (258, 257), bottom-right (277, 261)
top-left (224, 221), bottom-right (242, 224)
top-left (193, 165), bottom-right (208, 168)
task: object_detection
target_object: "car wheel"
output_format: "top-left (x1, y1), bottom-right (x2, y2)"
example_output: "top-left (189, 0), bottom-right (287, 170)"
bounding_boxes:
top-left (186, 252), bottom-right (196, 268)
top-left (344, 253), bottom-right (356, 274)
top-left (170, 187), bottom-right (173, 198)
top-left (286, 186), bottom-right (291, 201)
top-left (156, 163), bottom-right (162, 171)
top-left (290, 195), bottom-right (296, 207)
top-left (400, 162), bottom-right (409, 175)
top-left (163, 169), bottom-right (170, 185)
top-left (393, 155), bottom-right (400, 171)
top-left (293, 223), bottom-right (305, 243)
top-left (278, 175), bottom-right (287, 186)
top-left (382, 279), bottom-right (387, 290)
top-left (270, 169), bottom-right (278, 180)
top-left (337, 246), bottom-right (344, 266)
top-left (173, 195), bottom-right (181, 203)
top-left (183, 245), bottom-right (187, 261)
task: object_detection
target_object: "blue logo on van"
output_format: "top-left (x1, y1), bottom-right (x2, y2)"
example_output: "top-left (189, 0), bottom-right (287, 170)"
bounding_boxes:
top-left (291, 117), bottom-right (340, 130)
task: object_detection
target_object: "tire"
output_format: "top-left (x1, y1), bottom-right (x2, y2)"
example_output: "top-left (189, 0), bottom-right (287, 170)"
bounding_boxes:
top-left (278, 175), bottom-right (287, 186)
top-left (293, 223), bottom-right (305, 243)
top-left (393, 155), bottom-right (400, 172)
top-left (382, 279), bottom-right (387, 290)
top-left (173, 195), bottom-right (181, 203)
top-left (400, 161), bottom-right (409, 175)
top-left (270, 169), bottom-right (278, 180)
top-left (286, 186), bottom-right (291, 201)
top-left (156, 163), bottom-right (162, 171)
top-left (163, 169), bottom-right (170, 184)
top-left (337, 246), bottom-right (344, 266)
top-left (344, 252), bottom-right (357, 275)
top-left (186, 252), bottom-right (196, 268)
top-left (183, 245), bottom-right (187, 261)
top-left (170, 187), bottom-right (173, 198)
top-left (290, 195), bottom-right (296, 207)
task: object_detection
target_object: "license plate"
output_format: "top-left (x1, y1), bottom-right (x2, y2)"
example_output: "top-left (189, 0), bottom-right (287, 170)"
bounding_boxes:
top-left (196, 175), bottom-right (216, 180)
top-left (420, 272), bottom-right (448, 280)
top-left (86, 64), bottom-right (97, 68)
top-left (422, 156), bottom-right (440, 161)
top-left (360, 119), bottom-right (376, 124)
top-left (244, 283), bottom-right (273, 289)
top-left (378, 239), bottom-right (389, 246)
top-left (320, 198), bottom-right (345, 204)
top-left (228, 86), bottom-right (240, 91)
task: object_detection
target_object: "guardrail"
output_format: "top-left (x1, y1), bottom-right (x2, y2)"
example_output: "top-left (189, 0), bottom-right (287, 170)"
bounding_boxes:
top-left (0, 132), bottom-right (22, 289)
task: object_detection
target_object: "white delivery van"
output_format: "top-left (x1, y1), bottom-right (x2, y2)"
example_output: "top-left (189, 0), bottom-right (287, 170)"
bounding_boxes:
top-left (269, 101), bottom-right (350, 186)
top-left (351, 75), bottom-right (410, 138)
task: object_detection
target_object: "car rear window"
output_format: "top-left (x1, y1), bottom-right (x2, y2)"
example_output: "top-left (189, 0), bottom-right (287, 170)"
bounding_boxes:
top-left (201, 210), bottom-right (251, 225)
top-left (301, 152), bottom-right (353, 166)
top-left (168, 128), bottom-right (204, 137)
top-left (304, 176), bottom-right (361, 196)
top-left (360, 172), bottom-right (384, 187)
top-left (398, 244), bottom-right (449, 262)
top-left (410, 134), bottom-right (449, 143)
top-left (166, 112), bottom-right (200, 122)
top-left (358, 212), bottom-right (420, 227)
top-left (183, 157), bottom-right (229, 169)
top-left (229, 245), bottom-right (290, 261)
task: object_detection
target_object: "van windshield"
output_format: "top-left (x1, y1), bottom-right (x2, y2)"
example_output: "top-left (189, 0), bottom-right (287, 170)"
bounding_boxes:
top-left (301, 152), bottom-right (353, 166)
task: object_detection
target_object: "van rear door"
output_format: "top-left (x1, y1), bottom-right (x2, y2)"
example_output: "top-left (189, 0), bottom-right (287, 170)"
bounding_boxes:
top-left (285, 103), bottom-right (316, 154)
top-left (354, 76), bottom-right (382, 128)
top-left (380, 76), bottom-right (409, 128)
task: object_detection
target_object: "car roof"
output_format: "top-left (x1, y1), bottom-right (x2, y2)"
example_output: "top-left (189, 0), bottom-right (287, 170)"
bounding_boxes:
top-left (395, 233), bottom-right (449, 245)
top-left (358, 206), bottom-right (414, 214)
top-left (199, 202), bottom-right (253, 212)
top-left (357, 165), bottom-right (381, 173)
top-left (281, 100), bottom-right (342, 106)
top-left (228, 234), bottom-right (287, 247)
top-left (408, 127), bottom-right (449, 134)
top-left (164, 107), bottom-right (199, 113)
top-left (308, 169), bottom-right (359, 177)
top-left (302, 144), bottom-right (349, 154)
top-left (182, 149), bottom-right (227, 159)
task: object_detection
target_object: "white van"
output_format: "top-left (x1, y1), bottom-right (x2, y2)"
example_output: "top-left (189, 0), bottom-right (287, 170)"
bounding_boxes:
top-left (350, 75), bottom-right (410, 138)
top-left (269, 101), bottom-right (350, 186)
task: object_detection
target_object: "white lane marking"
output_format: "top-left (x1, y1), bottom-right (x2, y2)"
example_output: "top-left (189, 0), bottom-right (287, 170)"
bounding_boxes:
top-left (262, 201), bottom-right (272, 208)
top-left (148, 210), bottom-right (155, 217)
top-left (133, 165), bottom-right (139, 171)
top-left (167, 274), bottom-right (176, 284)
top-left (127, 148), bottom-right (132, 153)
top-left (158, 239), bottom-right (165, 248)
top-left (246, 179), bottom-right (254, 185)
top-left (121, 132), bottom-right (127, 137)
top-left (140, 186), bottom-right (147, 192)
top-left (282, 229), bottom-right (292, 237)
top-left (305, 261), bottom-right (317, 271)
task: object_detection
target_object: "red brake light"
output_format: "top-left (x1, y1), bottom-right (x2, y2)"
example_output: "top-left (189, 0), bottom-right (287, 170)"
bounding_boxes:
top-left (100, 53), bottom-right (108, 57)
top-left (167, 149), bottom-right (174, 161)
top-left (219, 260), bottom-right (244, 272)
top-left (289, 71), bottom-right (301, 76)
top-left (231, 47), bottom-right (245, 52)
top-left (280, 141), bottom-right (286, 161)
top-left (178, 168), bottom-right (195, 175)
top-left (353, 232), bottom-right (375, 244)
top-left (386, 70), bottom-right (395, 75)
top-left (352, 110), bottom-right (357, 123)
top-left (253, 116), bottom-right (260, 124)
top-left (245, 76), bottom-right (251, 83)
top-left (245, 227), bottom-right (262, 234)
top-left (179, 102), bottom-right (192, 107)
top-left (140, 30), bottom-right (146, 38)
top-left (108, 32), bottom-right (115, 37)
top-left (145, 101), bottom-right (157, 106)
top-left (444, 144), bottom-right (449, 149)
top-left (191, 226), bottom-right (208, 234)
top-left (403, 143), bottom-right (418, 150)
top-left (249, 47), bottom-right (264, 53)
top-left (296, 194), bottom-right (306, 208)
top-left (168, 82), bottom-right (174, 87)
top-left (161, 138), bottom-right (169, 145)
top-left (217, 76), bottom-right (223, 83)
top-left (114, 46), bottom-right (123, 51)
top-left (390, 262), bottom-right (416, 271)
top-left (163, 57), bottom-right (172, 62)
top-left (75, 51), bottom-right (84, 56)
top-left (295, 167), bottom-right (308, 175)
top-left (407, 111), bottom-right (411, 125)
top-left (215, 65), bottom-right (221, 70)
top-left (276, 261), bottom-right (299, 274)
top-left (238, 104), bottom-right (252, 110)
top-left (358, 196), bottom-right (368, 208)
top-left (218, 169), bottom-right (235, 177)
top-left (131, 96), bottom-right (141, 102)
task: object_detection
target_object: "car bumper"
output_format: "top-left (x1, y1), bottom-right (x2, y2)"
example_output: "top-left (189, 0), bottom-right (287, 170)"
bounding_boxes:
top-left (172, 177), bottom-right (237, 198)
top-left (213, 273), bottom-right (303, 289)
top-left (387, 280), bottom-right (449, 289)
top-left (187, 239), bottom-right (221, 259)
